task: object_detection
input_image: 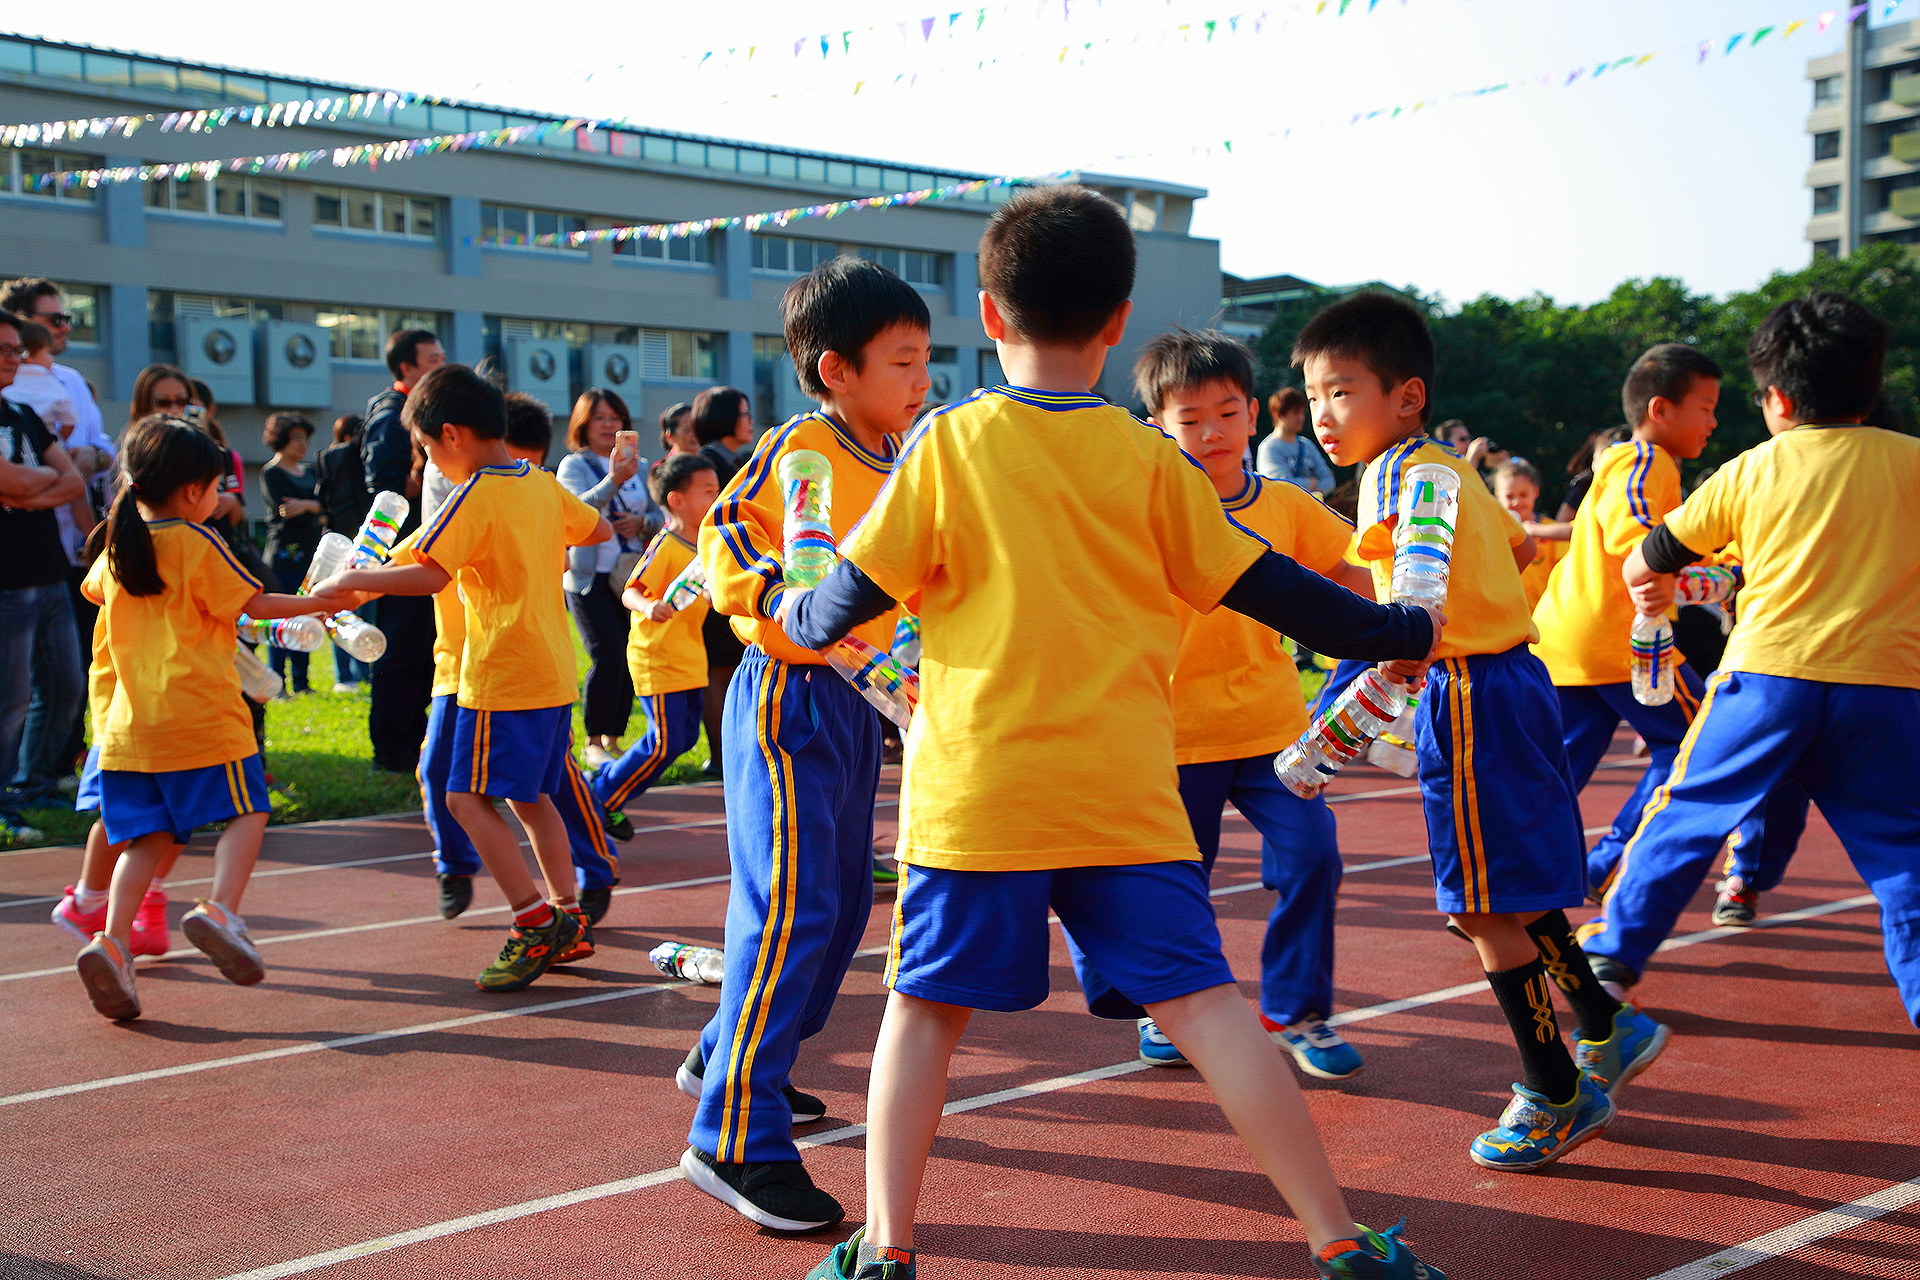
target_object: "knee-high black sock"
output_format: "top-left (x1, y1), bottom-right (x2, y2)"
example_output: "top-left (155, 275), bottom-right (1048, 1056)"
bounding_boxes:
top-left (1526, 909), bottom-right (1622, 1042)
top-left (1486, 958), bottom-right (1580, 1104)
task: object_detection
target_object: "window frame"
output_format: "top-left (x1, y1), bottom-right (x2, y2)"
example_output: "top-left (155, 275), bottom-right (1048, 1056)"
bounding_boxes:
top-left (1, 147), bottom-right (101, 204)
top-left (145, 172), bottom-right (283, 222)
top-left (311, 184), bottom-right (440, 241)
top-left (479, 201), bottom-right (589, 253)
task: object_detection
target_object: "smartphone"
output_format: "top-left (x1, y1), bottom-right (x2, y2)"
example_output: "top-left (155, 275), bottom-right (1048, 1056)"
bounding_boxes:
top-left (183, 403), bottom-right (207, 426)
top-left (613, 430), bottom-right (638, 466)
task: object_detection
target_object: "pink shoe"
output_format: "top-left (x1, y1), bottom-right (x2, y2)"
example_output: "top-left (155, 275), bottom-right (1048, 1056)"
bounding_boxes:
top-left (130, 887), bottom-right (171, 957)
top-left (51, 886), bottom-right (107, 942)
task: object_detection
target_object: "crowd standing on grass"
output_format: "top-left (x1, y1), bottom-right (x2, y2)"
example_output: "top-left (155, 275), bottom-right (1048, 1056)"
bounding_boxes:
top-left (15, 182), bottom-right (1920, 1280)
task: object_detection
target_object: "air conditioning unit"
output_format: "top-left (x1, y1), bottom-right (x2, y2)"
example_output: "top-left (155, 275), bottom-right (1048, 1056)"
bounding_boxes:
top-left (508, 338), bottom-right (572, 417)
top-left (772, 353), bottom-right (813, 425)
top-left (178, 314), bottom-right (255, 406)
top-left (255, 320), bottom-right (331, 407)
top-left (925, 362), bottom-right (965, 410)
top-left (583, 343), bottom-right (642, 395)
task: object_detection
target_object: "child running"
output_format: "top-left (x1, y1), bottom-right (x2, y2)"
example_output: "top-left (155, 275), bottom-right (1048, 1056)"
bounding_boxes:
top-left (1295, 291), bottom-right (1667, 1171)
top-left (1492, 458), bottom-right (1563, 614)
top-left (785, 187), bottom-right (1446, 1280)
top-left (72, 414), bottom-right (332, 1020)
top-left (315, 365), bottom-right (610, 992)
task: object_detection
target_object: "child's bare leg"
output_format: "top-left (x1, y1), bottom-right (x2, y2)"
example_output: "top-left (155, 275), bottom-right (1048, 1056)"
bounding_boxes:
top-left (1147, 982), bottom-right (1359, 1253)
top-left (208, 812), bottom-right (268, 911)
top-left (865, 991), bottom-right (973, 1250)
top-left (153, 841), bottom-right (184, 882)
top-left (1449, 911), bottom-right (1542, 970)
top-left (104, 833), bottom-right (172, 946)
top-left (448, 792), bottom-right (540, 909)
top-left (79, 822), bottom-right (117, 893)
top-left (504, 795), bottom-right (578, 910)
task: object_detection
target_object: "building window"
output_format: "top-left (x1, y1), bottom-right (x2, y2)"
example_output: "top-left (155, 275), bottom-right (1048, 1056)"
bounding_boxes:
top-left (752, 234), bottom-right (949, 286)
top-left (480, 203), bottom-right (586, 250)
top-left (147, 292), bottom-right (284, 353)
top-left (1, 148), bottom-right (100, 202)
top-left (1813, 239), bottom-right (1841, 258)
top-left (1814, 75), bottom-right (1842, 107)
top-left (1813, 185), bottom-right (1841, 215)
top-left (1814, 131), bottom-right (1842, 162)
top-left (312, 186), bottom-right (438, 239)
top-left (316, 306), bottom-right (450, 361)
top-left (627, 329), bottom-right (722, 381)
top-left (613, 231), bottom-right (714, 264)
top-left (146, 173), bottom-right (282, 221)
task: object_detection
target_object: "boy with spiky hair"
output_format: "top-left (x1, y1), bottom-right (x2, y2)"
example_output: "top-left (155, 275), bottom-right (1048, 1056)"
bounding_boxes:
top-left (1294, 292), bottom-right (1666, 1172)
top-left (785, 188), bottom-right (1446, 1280)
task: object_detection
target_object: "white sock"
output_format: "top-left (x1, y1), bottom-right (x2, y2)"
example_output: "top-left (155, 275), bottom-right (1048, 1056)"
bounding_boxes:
top-left (74, 886), bottom-right (108, 912)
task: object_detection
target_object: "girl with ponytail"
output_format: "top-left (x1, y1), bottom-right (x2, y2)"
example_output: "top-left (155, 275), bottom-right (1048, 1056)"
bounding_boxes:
top-left (71, 414), bottom-right (331, 1022)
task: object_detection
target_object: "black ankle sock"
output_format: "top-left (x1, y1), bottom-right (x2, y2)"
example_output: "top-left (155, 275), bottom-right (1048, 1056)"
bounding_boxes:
top-left (1486, 958), bottom-right (1580, 1103)
top-left (1525, 909), bottom-right (1622, 1042)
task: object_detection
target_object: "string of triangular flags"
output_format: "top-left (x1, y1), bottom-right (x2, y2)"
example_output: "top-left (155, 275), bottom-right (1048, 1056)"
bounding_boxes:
top-left (0, 89), bottom-right (458, 150)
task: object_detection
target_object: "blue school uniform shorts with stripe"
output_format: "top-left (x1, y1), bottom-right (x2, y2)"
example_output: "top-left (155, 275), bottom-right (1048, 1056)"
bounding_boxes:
top-left (93, 752), bottom-right (269, 846)
top-left (689, 648), bottom-right (882, 1167)
top-left (422, 695), bottom-right (618, 889)
top-left (589, 689), bottom-right (703, 813)
top-left (1417, 645), bottom-right (1586, 915)
top-left (447, 704), bottom-right (570, 802)
top-left (1581, 672), bottom-right (1920, 1025)
top-left (75, 743), bottom-right (102, 813)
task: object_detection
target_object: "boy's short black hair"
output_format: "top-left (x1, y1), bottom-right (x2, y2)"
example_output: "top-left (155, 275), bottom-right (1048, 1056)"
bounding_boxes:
top-left (1621, 343), bottom-right (1722, 427)
top-left (781, 257), bottom-right (931, 399)
top-left (503, 391), bottom-right (553, 462)
top-left (385, 327), bottom-right (439, 378)
top-left (1131, 327), bottom-right (1255, 414)
top-left (1291, 292), bottom-right (1436, 425)
top-left (403, 364), bottom-right (505, 441)
top-left (1748, 290), bottom-right (1889, 424)
top-left (648, 450), bottom-right (716, 507)
top-left (977, 185), bottom-right (1135, 345)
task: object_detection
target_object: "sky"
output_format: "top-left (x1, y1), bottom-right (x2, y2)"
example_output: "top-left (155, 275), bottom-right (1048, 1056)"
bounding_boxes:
top-left (17, 0), bottom-right (1918, 306)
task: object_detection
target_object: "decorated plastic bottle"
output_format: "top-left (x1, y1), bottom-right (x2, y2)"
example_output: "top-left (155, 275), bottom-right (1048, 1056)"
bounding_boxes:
top-left (664, 555), bottom-right (710, 611)
top-left (301, 531), bottom-right (353, 594)
top-left (1674, 564), bottom-right (1742, 607)
top-left (1630, 613), bottom-right (1676, 706)
top-left (649, 940), bottom-right (725, 985)
top-left (891, 614), bottom-right (922, 667)
top-left (346, 491), bottom-right (410, 570)
top-left (1274, 668), bottom-right (1409, 799)
top-left (325, 612), bottom-right (388, 664)
top-left (234, 644), bottom-right (283, 703)
top-left (1391, 462), bottom-right (1461, 609)
top-left (1365, 693), bottom-right (1420, 778)
top-left (778, 449), bottom-right (837, 588)
top-left (238, 614), bottom-right (327, 653)
top-left (826, 635), bottom-right (920, 730)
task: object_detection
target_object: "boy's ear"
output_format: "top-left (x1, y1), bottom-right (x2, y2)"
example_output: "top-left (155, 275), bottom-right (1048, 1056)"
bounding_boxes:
top-left (816, 348), bottom-right (850, 395)
top-left (978, 290), bottom-right (1006, 342)
top-left (1397, 376), bottom-right (1428, 422)
top-left (1099, 299), bottom-right (1133, 350)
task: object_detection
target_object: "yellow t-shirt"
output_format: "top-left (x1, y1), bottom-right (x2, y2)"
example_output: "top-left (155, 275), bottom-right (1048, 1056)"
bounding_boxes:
top-left (410, 461), bottom-right (603, 711)
top-left (843, 386), bottom-right (1268, 872)
top-left (1356, 437), bottom-right (1535, 660)
top-left (1532, 440), bottom-right (1680, 685)
top-left (1520, 532), bottom-right (1566, 616)
top-left (81, 520), bottom-right (262, 771)
top-left (699, 409), bottom-right (902, 665)
top-left (1171, 474), bottom-right (1355, 765)
top-left (625, 529), bottom-right (709, 696)
top-left (1664, 424), bottom-right (1920, 688)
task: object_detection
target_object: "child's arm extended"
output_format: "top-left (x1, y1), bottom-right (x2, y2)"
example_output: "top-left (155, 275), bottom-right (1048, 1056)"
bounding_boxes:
top-left (238, 590), bottom-right (337, 621)
top-left (577, 515), bottom-right (614, 547)
top-left (1511, 532), bottom-right (1537, 571)
top-left (1622, 524), bottom-right (1705, 615)
top-left (622, 584), bottom-right (674, 623)
top-left (1326, 561), bottom-right (1375, 598)
top-left (310, 560), bottom-right (451, 607)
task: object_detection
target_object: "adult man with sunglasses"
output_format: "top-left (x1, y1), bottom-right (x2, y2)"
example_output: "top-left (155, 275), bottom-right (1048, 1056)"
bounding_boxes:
top-left (0, 279), bottom-right (106, 458)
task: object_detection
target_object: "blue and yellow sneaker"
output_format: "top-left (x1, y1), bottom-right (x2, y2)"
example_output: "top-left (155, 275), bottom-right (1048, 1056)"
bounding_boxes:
top-left (1263, 1012), bottom-right (1364, 1080)
top-left (1469, 1075), bottom-right (1614, 1172)
top-left (1575, 1004), bottom-right (1668, 1096)
top-left (1136, 1017), bottom-right (1189, 1067)
top-left (806, 1227), bottom-right (915, 1279)
top-left (1316, 1219), bottom-right (1445, 1279)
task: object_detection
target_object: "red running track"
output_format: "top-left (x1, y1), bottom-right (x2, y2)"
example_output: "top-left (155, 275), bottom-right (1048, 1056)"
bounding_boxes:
top-left (0, 746), bottom-right (1912, 1280)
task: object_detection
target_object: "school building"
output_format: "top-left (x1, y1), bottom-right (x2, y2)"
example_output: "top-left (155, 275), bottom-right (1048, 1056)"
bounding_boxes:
top-left (0, 35), bottom-right (1219, 508)
top-left (1803, 11), bottom-right (1920, 259)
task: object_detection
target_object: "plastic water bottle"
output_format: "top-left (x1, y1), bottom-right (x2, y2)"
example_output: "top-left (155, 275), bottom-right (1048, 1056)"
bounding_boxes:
top-left (346, 491), bottom-right (410, 570)
top-left (1675, 564), bottom-right (1741, 606)
top-left (1274, 668), bottom-right (1409, 799)
top-left (301, 531), bottom-right (352, 594)
top-left (891, 614), bottom-right (922, 667)
top-left (325, 612), bottom-right (388, 664)
top-left (826, 635), bottom-right (920, 730)
top-left (778, 449), bottom-right (838, 589)
top-left (1391, 462), bottom-right (1461, 609)
top-left (664, 556), bottom-right (709, 611)
top-left (650, 940), bottom-right (725, 985)
top-left (234, 644), bottom-right (283, 703)
top-left (1630, 613), bottom-right (1676, 706)
top-left (1365, 693), bottom-right (1420, 777)
top-left (238, 614), bottom-right (326, 653)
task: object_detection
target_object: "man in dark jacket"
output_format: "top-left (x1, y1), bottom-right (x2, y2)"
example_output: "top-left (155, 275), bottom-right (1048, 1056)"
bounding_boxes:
top-left (360, 328), bottom-right (443, 772)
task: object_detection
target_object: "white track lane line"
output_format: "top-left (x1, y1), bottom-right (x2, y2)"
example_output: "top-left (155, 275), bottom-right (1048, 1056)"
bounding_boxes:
top-left (1644, 1174), bottom-right (1920, 1279)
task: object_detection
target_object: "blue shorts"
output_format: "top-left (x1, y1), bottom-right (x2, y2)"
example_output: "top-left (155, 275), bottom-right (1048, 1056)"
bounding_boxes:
top-left (1418, 646), bottom-right (1586, 915)
top-left (95, 754), bottom-right (269, 846)
top-left (448, 704), bottom-right (570, 802)
top-left (75, 744), bottom-right (102, 813)
top-left (886, 859), bottom-right (1236, 1015)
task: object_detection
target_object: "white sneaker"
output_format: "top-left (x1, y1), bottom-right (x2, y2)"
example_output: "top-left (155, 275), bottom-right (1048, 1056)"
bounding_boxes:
top-left (331, 682), bottom-right (358, 694)
top-left (76, 933), bottom-right (141, 1020)
top-left (182, 901), bottom-right (265, 986)
top-left (582, 743), bottom-right (615, 769)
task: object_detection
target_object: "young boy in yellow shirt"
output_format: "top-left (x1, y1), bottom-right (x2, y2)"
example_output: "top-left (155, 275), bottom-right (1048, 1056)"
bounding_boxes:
top-left (1492, 458), bottom-right (1563, 614)
top-left (315, 365), bottom-right (609, 992)
top-left (785, 188), bottom-right (1445, 1280)
top-left (1295, 292), bottom-right (1666, 1172)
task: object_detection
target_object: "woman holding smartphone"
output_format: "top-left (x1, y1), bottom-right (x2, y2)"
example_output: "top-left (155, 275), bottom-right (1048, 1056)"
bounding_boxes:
top-left (557, 388), bottom-right (661, 767)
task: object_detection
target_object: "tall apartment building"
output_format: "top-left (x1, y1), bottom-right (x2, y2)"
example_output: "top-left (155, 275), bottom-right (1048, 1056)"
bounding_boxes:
top-left (1805, 13), bottom-right (1920, 258)
top-left (0, 36), bottom-right (1219, 508)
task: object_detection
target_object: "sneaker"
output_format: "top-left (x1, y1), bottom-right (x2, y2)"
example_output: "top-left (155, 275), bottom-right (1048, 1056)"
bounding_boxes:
top-left (1265, 1012), bottom-right (1365, 1080)
top-left (580, 884), bottom-right (612, 926)
top-left (870, 856), bottom-right (899, 886)
top-left (130, 887), bottom-right (171, 957)
top-left (555, 909), bottom-right (595, 965)
top-left (1317, 1219), bottom-right (1446, 1279)
top-left (1469, 1076), bottom-right (1614, 1172)
top-left (807, 1227), bottom-right (916, 1279)
top-left (602, 807), bottom-right (635, 842)
top-left (676, 1042), bottom-right (827, 1122)
top-left (1137, 1017), bottom-right (1189, 1067)
top-left (1587, 955), bottom-right (1638, 1004)
top-left (475, 908), bottom-right (579, 992)
top-left (679, 1146), bottom-right (844, 1233)
top-left (181, 901), bottom-right (266, 986)
top-left (699, 760), bottom-right (725, 784)
top-left (76, 933), bottom-right (141, 1021)
top-left (51, 886), bottom-right (106, 942)
top-left (332, 682), bottom-right (358, 694)
top-left (0, 815), bottom-right (45, 845)
top-left (1574, 1005), bottom-right (1669, 1097)
top-left (437, 873), bottom-right (473, 920)
top-left (582, 743), bottom-right (615, 770)
top-left (1712, 876), bottom-right (1759, 927)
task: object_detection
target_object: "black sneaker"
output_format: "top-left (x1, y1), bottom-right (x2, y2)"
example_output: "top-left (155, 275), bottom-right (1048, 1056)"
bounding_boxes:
top-left (602, 807), bottom-right (635, 842)
top-left (438, 874), bottom-right (473, 920)
top-left (580, 885), bottom-right (613, 926)
top-left (676, 1042), bottom-right (827, 1123)
top-left (679, 1146), bottom-right (843, 1232)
